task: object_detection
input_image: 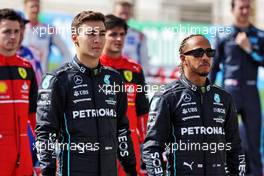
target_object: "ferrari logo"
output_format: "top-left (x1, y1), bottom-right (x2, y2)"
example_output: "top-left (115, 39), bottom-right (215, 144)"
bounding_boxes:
top-left (124, 70), bottom-right (133, 82)
top-left (18, 67), bottom-right (27, 79)
top-left (0, 82), bottom-right (7, 93)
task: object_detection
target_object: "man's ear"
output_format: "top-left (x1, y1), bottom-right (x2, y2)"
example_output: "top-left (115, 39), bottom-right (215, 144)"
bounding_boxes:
top-left (180, 54), bottom-right (186, 64)
top-left (72, 34), bottom-right (79, 47)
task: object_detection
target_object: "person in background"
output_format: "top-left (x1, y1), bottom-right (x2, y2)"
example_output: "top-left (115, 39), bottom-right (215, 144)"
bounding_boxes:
top-left (100, 14), bottom-right (149, 176)
top-left (35, 11), bottom-right (137, 176)
top-left (209, 0), bottom-right (263, 175)
top-left (23, 0), bottom-right (71, 73)
top-left (16, 11), bottom-right (43, 85)
top-left (113, 0), bottom-right (150, 71)
top-left (0, 8), bottom-right (38, 176)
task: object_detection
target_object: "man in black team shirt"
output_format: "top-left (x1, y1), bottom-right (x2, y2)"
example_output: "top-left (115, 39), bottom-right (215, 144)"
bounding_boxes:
top-left (143, 34), bottom-right (246, 175)
top-left (35, 11), bottom-right (137, 176)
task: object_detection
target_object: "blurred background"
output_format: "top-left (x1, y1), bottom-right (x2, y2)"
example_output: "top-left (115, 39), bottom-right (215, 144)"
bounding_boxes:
top-left (1, 0), bottom-right (263, 25)
top-left (1, 0), bottom-right (263, 84)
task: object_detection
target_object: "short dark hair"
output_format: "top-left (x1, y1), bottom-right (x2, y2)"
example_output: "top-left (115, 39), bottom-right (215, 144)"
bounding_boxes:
top-left (179, 34), bottom-right (206, 54)
top-left (231, 0), bottom-right (235, 9)
top-left (114, 0), bottom-right (134, 7)
top-left (231, 0), bottom-right (251, 10)
top-left (105, 14), bottom-right (128, 33)
top-left (71, 11), bottom-right (105, 35)
top-left (23, 0), bottom-right (40, 4)
top-left (0, 8), bottom-right (22, 24)
top-left (178, 34), bottom-right (209, 73)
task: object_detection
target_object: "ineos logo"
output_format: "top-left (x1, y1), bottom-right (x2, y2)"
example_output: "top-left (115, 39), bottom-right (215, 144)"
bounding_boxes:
top-left (74, 75), bottom-right (83, 85)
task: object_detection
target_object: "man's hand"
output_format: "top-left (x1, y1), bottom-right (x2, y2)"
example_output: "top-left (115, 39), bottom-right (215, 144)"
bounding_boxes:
top-left (235, 32), bottom-right (252, 53)
top-left (126, 167), bottom-right (138, 176)
top-left (126, 173), bottom-right (138, 176)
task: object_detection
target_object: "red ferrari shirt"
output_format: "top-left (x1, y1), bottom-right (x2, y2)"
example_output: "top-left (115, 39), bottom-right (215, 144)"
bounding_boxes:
top-left (0, 53), bottom-right (38, 175)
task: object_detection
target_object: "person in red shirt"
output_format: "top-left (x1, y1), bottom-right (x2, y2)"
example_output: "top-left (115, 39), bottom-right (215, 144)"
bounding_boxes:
top-left (100, 14), bottom-right (149, 176)
top-left (0, 8), bottom-right (38, 175)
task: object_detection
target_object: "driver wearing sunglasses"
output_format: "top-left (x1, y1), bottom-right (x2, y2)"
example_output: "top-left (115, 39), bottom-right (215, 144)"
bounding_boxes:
top-left (179, 38), bottom-right (216, 78)
top-left (143, 34), bottom-right (245, 175)
top-left (182, 47), bottom-right (215, 58)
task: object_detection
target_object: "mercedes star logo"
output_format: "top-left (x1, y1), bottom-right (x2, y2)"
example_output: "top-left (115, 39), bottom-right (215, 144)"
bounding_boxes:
top-left (183, 93), bottom-right (192, 102)
top-left (74, 75), bottom-right (83, 85)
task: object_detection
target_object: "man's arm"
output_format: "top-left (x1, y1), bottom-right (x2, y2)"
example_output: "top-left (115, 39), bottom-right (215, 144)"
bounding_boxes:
top-left (248, 33), bottom-right (264, 66)
top-left (35, 74), bottom-right (65, 176)
top-left (225, 96), bottom-right (246, 176)
top-left (236, 32), bottom-right (264, 66)
top-left (142, 94), bottom-right (171, 176)
top-left (116, 80), bottom-right (137, 175)
top-left (136, 69), bottom-right (149, 143)
top-left (139, 33), bottom-right (150, 70)
top-left (29, 67), bottom-right (38, 129)
top-left (29, 47), bottom-right (43, 85)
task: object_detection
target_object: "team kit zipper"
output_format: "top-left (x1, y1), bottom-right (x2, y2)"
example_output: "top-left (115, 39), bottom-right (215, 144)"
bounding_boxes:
top-left (90, 75), bottom-right (102, 176)
top-left (199, 90), bottom-right (207, 174)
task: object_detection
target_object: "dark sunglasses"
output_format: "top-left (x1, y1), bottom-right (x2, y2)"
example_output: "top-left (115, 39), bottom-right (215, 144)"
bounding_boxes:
top-left (182, 48), bottom-right (216, 58)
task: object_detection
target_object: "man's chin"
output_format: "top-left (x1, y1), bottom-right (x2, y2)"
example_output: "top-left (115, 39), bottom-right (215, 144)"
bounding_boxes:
top-left (240, 18), bottom-right (249, 24)
top-left (113, 49), bottom-right (122, 53)
top-left (87, 52), bottom-right (101, 59)
top-left (198, 72), bottom-right (209, 77)
top-left (6, 48), bottom-right (17, 53)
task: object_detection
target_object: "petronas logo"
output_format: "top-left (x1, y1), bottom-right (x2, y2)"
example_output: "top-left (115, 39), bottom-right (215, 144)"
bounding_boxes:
top-left (214, 93), bottom-right (221, 103)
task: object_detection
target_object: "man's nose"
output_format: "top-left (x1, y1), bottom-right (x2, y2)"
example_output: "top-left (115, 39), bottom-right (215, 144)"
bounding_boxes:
top-left (242, 8), bottom-right (249, 15)
top-left (10, 32), bottom-right (17, 39)
top-left (32, 6), bottom-right (39, 13)
top-left (93, 35), bottom-right (101, 43)
top-left (201, 53), bottom-right (210, 60)
top-left (116, 35), bottom-right (122, 41)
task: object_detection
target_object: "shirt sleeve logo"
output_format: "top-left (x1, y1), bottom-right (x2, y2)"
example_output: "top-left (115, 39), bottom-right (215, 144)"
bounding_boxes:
top-left (18, 67), bottom-right (27, 79)
top-left (104, 75), bottom-right (111, 85)
top-left (150, 97), bottom-right (159, 111)
top-left (214, 93), bottom-right (221, 103)
top-left (42, 75), bottom-right (53, 89)
top-left (123, 70), bottom-right (133, 82)
top-left (0, 81), bottom-right (7, 93)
